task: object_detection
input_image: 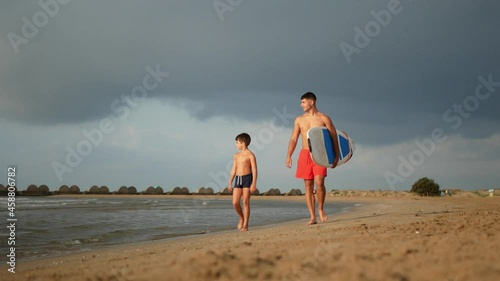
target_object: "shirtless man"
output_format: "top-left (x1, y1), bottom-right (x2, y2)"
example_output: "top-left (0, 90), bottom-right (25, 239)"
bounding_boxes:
top-left (228, 133), bottom-right (258, 232)
top-left (286, 92), bottom-right (339, 225)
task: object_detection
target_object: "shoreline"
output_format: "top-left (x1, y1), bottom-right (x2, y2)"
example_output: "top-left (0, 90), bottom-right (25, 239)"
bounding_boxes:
top-left (5, 195), bottom-right (500, 280)
top-left (51, 193), bottom-right (308, 200)
top-left (12, 195), bottom-right (359, 263)
top-left (19, 200), bottom-right (359, 263)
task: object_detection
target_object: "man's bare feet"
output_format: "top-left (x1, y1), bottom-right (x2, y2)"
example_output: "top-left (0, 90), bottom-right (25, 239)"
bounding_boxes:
top-left (306, 219), bottom-right (317, 226)
top-left (239, 228), bottom-right (248, 232)
top-left (319, 210), bottom-right (328, 222)
top-left (237, 219), bottom-right (243, 230)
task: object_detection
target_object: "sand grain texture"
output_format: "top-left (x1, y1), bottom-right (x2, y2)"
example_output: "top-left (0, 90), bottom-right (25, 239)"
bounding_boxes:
top-left (5, 194), bottom-right (500, 281)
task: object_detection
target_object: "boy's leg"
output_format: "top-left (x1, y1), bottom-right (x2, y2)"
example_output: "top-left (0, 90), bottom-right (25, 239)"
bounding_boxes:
top-left (304, 179), bottom-right (317, 225)
top-left (315, 175), bottom-right (327, 222)
top-left (232, 188), bottom-right (244, 229)
top-left (241, 188), bottom-right (251, 231)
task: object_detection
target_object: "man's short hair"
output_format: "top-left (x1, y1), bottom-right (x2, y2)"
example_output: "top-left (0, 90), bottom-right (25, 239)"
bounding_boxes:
top-left (301, 92), bottom-right (317, 102)
top-left (235, 133), bottom-right (251, 146)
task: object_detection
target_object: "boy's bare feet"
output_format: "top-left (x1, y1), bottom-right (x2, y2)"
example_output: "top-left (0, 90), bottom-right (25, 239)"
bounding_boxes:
top-left (306, 219), bottom-right (317, 226)
top-left (240, 228), bottom-right (248, 232)
top-left (237, 219), bottom-right (243, 230)
top-left (319, 210), bottom-right (328, 222)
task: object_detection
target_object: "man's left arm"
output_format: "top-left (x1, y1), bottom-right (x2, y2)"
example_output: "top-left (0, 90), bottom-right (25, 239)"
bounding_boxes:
top-left (324, 116), bottom-right (340, 168)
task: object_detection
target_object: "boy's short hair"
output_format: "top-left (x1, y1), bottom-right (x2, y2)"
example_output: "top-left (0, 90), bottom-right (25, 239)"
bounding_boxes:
top-left (301, 92), bottom-right (317, 102)
top-left (235, 133), bottom-right (251, 147)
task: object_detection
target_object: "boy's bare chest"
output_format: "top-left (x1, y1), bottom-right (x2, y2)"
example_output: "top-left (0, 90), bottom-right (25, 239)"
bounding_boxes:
top-left (236, 154), bottom-right (250, 163)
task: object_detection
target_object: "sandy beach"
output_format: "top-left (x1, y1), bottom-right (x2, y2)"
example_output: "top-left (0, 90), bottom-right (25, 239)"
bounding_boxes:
top-left (5, 192), bottom-right (500, 281)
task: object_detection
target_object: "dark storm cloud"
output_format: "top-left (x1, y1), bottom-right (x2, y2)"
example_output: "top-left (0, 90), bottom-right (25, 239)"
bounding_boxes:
top-left (1, 0), bottom-right (499, 145)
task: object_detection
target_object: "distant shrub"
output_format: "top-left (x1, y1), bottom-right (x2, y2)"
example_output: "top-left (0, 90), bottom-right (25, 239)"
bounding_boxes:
top-left (117, 186), bottom-right (129, 194)
top-left (128, 186), bottom-right (137, 194)
top-left (88, 185), bottom-right (99, 194)
top-left (286, 189), bottom-right (302, 196)
top-left (411, 177), bottom-right (440, 196)
top-left (59, 185), bottom-right (70, 194)
top-left (99, 186), bottom-right (109, 194)
top-left (39, 185), bottom-right (50, 193)
top-left (266, 188), bottom-right (281, 196)
top-left (70, 185), bottom-right (80, 194)
top-left (171, 187), bottom-right (182, 194)
top-left (26, 184), bottom-right (38, 192)
top-left (155, 186), bottom-right (164, 194)
top-left (145, 186), bottom-right (157, 194)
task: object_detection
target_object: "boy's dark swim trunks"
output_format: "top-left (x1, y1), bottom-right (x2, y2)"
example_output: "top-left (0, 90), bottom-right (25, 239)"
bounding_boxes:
top-left (234, 173), bottom-right (253, 188)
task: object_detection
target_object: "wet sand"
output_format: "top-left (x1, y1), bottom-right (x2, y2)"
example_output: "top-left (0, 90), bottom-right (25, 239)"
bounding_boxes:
top-left (5, 192), bottom-right (500, 281)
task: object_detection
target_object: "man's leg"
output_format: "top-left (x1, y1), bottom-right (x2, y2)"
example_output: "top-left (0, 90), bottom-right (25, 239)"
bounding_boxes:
top-left (232, 188), bottom-right (244, 229)
top-left (315, 175), bottom-right (327, 222)
top-left (304, 179), bottom-right (317, 225)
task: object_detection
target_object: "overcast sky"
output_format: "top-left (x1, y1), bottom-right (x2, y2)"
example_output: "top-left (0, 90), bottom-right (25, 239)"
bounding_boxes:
top-left (1, 0), bottom-right (499, 193)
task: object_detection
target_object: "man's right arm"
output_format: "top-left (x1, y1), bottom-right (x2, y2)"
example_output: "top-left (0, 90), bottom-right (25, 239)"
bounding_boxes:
top-left (286, 118), bottom-right (300, 168)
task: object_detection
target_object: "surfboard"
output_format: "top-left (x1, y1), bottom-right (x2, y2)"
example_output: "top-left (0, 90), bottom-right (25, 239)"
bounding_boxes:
top-left (307, 126), bottom-right (355, 168)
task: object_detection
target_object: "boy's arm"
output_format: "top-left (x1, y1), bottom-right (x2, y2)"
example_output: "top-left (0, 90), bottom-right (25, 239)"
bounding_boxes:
top-left (323, 115), bottom-right (340, 168)
top-left (250, 153), bottom-right (258, 192)
top-left (286, 117), bottom-right (300, 168)
top-left (228, 154), bottom-right (236, 192)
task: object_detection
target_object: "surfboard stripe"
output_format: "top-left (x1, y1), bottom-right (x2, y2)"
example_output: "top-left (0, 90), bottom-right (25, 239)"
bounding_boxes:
top-left (337, 132), bottom-right (345, 160)
top-left (322, 129), bottom-right (334, 165)
top-left (339, 134), bottom-right (350, 159)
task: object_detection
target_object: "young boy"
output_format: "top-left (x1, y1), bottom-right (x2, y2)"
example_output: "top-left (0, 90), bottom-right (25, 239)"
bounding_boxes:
top-left (228, 133), bottom-right (258, 232)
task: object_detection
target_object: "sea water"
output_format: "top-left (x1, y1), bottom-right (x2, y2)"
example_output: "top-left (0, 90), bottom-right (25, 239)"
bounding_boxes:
top-left (0, 196), bottom-right (354, 261)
